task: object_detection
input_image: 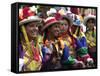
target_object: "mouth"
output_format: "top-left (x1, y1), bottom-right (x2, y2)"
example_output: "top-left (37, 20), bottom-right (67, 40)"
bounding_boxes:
top-left (31, 30), bottom-right (38, 37)
top-left (54, 30), bottom-right (60, 36)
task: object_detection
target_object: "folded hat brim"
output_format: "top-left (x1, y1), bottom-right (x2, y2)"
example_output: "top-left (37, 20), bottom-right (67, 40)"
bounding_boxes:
top-left (83, 16), bottom-right (96, 26)
top-left (19, 16), bottom-right (42, 26)
top-left (42, 21), bottom-right (60, 31)
top-left (61, 16), bottom-right (73, 26)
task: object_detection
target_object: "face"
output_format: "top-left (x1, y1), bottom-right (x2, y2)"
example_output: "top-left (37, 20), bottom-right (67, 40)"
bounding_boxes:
top-left (71, 25), bottom-right (78, 34)
top-left (60, 19), bottom-right (69, 32)
top-left (87, 19), bottom-right (95, 30)
top-left (25, 21), bottom-right (40, 39)
top-left (49, 23), bottom-right (61, 38)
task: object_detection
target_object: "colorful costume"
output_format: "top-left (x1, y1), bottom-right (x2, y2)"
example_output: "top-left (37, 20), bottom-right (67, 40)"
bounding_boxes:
top-left (84, 15), bottom-right (96, 65)
top-left (41, 17), bottom-right (83, 70)
top-left (59, 15), bottom-right (76, 57)
top-left (58, 15), bottom-right (82, 68)
top-left (72, 19), bottom-right (94, 67)
top-left (20, 38), bottom-right (42, 71)
top-left (19, 6), bottom-right (43, 71)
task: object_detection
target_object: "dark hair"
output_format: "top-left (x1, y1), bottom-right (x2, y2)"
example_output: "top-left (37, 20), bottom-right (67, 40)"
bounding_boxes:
top-left (62, 17), bottom-right (71, 26)
top-left (86, 18), bottom-right (96, 26)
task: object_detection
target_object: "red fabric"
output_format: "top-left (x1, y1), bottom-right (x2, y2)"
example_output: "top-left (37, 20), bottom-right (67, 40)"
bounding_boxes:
top-left (55, 13), bottom-right (62, 20)
top-left (22, 6), bottom-right (36, 20)
top-left (45, 18), bottom-right (58, 26)
top-left (78, 55), bottom-right (90, 63)
top-left (70, 7), bottom-right (79, 15)
top-left (31, 44), bottom-right (41, 62)
top-left (23, 7), bottom-right (30, 19)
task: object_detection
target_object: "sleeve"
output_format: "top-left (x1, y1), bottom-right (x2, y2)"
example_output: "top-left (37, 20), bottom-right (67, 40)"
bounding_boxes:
top-left (41, 46), bottom-right (46, 58)
top-left (75, 38), bottom-right (83, 49)
top-left (80, 37), bottom-right (87, 47)
top-left (62, 44), bottom-right (70, 61)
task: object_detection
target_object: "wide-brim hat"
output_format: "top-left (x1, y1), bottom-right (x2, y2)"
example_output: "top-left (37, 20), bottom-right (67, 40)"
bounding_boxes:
top-left (61, 15), bottom-right (73, 26)
top-left (19, 16), bottom-right (42, 26)
top-left (19, 6), bottom-right (42, 26)
top-left (42, 17), bottom-right (60, 31)
top-left (47, 8), bottom-right (57, 16)
top-left (83, 15), bottom-right (96, 26)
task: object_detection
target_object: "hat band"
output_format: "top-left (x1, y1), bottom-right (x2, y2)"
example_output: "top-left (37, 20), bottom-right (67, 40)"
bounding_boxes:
top-left (45, 18), bottom-right (57, 25)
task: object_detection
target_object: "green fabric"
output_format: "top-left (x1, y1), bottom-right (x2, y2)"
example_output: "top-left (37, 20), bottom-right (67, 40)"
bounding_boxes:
top-left (63, 56), bottom-right (75, 65)
top-left (77, 47), bottom-right (88, 57)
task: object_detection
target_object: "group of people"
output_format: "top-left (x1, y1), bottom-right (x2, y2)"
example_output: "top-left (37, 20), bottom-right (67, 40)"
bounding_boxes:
top-left (18, 5), bottom-right (96, 72)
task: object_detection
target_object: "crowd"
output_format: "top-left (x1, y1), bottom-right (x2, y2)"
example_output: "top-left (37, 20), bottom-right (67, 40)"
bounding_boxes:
top-left (18, 5), bottom-right (96, 72)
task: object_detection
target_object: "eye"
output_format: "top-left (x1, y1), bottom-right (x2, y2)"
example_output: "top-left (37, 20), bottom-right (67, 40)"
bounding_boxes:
top-left (61, 23), bottom-right (64, 25)
top-left (56, 25), bottom-right (58, 28)
top-left (53, 24), bottom-right (58, 28)
top-left (35, 24), bottom-right (38, 27)
top-left (65, 24), bottom-right (68, 26)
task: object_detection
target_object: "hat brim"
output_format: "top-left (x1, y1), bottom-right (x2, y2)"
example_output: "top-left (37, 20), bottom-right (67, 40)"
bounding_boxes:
top-left (42, 21), bottom-right (60, 31)
top-left (83, 16), bottom-right (96, 26)
top-left (62, 16), bottom-right (73, 26)
top-left (19, 16), bottom-right (42, 26)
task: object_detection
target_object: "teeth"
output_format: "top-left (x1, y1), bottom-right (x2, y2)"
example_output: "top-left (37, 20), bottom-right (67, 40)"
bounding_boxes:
top-left (32, 32), bottom-right (37, 35)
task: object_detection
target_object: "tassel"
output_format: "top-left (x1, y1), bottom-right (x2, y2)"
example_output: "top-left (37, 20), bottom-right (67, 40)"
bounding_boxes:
top-left (21, 25), bottom-right (33, 57)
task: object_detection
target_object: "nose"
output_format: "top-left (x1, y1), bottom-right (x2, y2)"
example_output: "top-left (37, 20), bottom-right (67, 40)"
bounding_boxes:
top-left (60, 25), bottom-right (64, 29)
top-left (32, 27), bottom-right (39, 32)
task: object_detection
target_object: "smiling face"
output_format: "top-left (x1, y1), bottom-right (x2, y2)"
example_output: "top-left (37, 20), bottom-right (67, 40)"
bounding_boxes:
top-left (60, 19), bottom-right (69, 32)
top-left (48, 23), bottom-right (61, 38)
top-left (25, 21), bottom-right (40, 40)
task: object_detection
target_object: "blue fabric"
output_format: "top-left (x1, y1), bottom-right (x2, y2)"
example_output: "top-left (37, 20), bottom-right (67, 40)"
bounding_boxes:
top-left (42, 46), bottom-right (51, 63)
top-left (75, 38), bottom-right (83, 49)
top-left (73, 19), bottom-right (81, 26)
top-left (62, 44), bottom-right (70, 61)
top-left (75, 37), bottom-right (87, 49)
top-left (42, 46), bottom-right (48, 58)
top-left (80, 37), bottom-right (87, 47)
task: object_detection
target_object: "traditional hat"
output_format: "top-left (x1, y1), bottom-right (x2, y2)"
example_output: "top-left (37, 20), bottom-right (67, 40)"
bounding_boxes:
top-left (42, 17), bottom-right (60, 31)
top-left (73, 19), bottom-right (81, 27)
top-left (47, 8), bottom-right (57, 16)
top-left (83, 15), bottom-right (96, 26)
top-left (66, 7), bottom-right (72, 14)
top-left (19, 6), bottom-right (42, 26)
top-left (61, 15), bottom-right (73, 26)
top-left (58, 7), bottom-right (67, 15)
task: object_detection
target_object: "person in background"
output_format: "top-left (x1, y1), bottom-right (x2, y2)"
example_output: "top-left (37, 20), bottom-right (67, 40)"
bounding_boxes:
top-left (84, 15), bottom-right (96, 66)
top-left (59, 15), bottom-right (85, 69)
top-left (71, 18), bottom-right (94, 68)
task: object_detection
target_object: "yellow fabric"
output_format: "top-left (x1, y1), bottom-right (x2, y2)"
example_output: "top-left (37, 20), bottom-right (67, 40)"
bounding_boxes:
top-left (53, 39), bottom-right (64, 55)
top-left (21, 28), bottom-right (42, 71)
top-left (86, 31), bottom-right (96, 47)
top-left (21, 25), bottom-right (33, 57)
top-left (21, 25), bottom-right (43, 71)
top-left (24, 56), bottom-right (41, 71)
top-left (59, 39), bottom-right (65, 49)
top-left (27, 60), bottom-right (41, 71)
top-left (23, 44), bottom-right (41, 71)
top-left (79, 15), bottom-right (84, 23)
top-left (37, 35), bottom-right (43, 58)
top-left (61, 34), bottom-right (75, 56)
